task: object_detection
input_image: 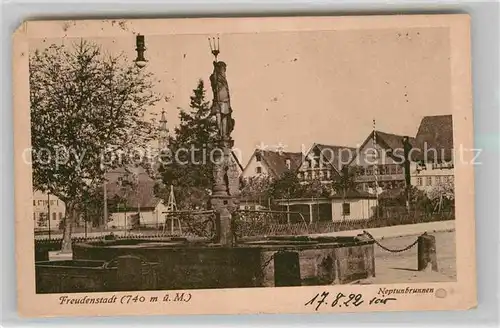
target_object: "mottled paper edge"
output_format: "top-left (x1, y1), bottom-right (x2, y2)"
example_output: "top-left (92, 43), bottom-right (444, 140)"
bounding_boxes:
top-left (12, 14), bottom-right (476, 318)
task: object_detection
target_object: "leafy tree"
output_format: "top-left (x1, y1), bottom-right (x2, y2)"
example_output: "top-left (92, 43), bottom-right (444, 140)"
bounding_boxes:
top-left (427, 178), bottom-right (455, 213)
top-left (30, 40), bottom-right (160, 252)
top-left (158, 79), bottom-right (218, 208)
top-left (240, 175), bottom-right (273, 206)
top-left (333, 166), bottom-right (359, 197)
top-left (300, 178), bottom-right (332, 198)
top-left (268, 170), bottom-right (303, 199)
top-left (79, 187), bottom-right (110, 228)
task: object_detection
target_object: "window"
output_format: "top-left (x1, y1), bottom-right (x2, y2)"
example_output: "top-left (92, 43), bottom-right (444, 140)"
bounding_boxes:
top-left (285, 158), bottom-right (291, 170)
top-left (435, 176), bottom-right (441, 184)
top-left (342, 203), bottom-right (351, 216)
top-left (33, 213), bottom-right (36, 221)
top-left (256, 166), bottom-right (262, 174)
top-left (426, 177), bottom-right (432, 186)
top-left (365, 166), bottom-right (373, 176)
top-left (52, 213), bottom-right (57, 221)
top-left (255, 153), bottom-right (262, 162)
top-left (396, 165), bottom-right (403, 174)
top-left (59, 212), bottom-right (63, 221)
top-left (417, 177), bottom-right (423, 186)
top-left (33, 200), bottom-right (36, 206)
top-left (379, 165), bottom-right (386, 175)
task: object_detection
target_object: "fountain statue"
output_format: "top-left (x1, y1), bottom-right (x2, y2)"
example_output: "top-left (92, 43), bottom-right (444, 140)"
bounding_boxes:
top-left (208, 38), bottom-right (240, 246)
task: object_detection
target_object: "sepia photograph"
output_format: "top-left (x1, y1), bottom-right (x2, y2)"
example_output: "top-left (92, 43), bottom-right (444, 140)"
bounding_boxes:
top-left (13, 14), bottom-right (476, 317)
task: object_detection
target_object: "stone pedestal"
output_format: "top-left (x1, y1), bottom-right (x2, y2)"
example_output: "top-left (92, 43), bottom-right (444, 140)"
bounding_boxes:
top-left (211, 137), bottom-right (240, 246)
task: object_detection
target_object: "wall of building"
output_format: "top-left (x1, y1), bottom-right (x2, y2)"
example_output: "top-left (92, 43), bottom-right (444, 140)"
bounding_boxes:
top-left (276, 198), bottom-right (377, 223)
top-left (411, 162), bottom-right (454, 193)
top-left (241, 153), bottom-right (271, 179)
top-left (33, 190), bottom-right (66, 229)
top-left (331, 198), bottom-right (377, 221)
top-left (351, 138), bottom-right (407, 191)
top-left (107, 201), bottom-right (167, 229)
top-left (297, 147), bottom-right (336, 182)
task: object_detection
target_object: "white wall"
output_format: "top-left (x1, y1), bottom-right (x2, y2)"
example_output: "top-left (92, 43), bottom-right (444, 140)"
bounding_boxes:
top-left (149, 201), bottom-right (168, 226)
top-left (107, 201), bottom-right (167, 229)
top-left (241, 153), bottom-right (271, 179)
top-left (411, 162), bottom-right (454, 193)
top-left (33, 190), bottom-right (66, 229)
top-left (331, 198), bottom-right (377, 221)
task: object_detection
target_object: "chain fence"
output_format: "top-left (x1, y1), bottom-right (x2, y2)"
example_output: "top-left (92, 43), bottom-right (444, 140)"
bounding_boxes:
top-left (362, 230), bottom-right (427, 253)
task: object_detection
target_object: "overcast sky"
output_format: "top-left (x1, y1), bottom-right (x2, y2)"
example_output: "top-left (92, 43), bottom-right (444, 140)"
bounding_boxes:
top-left (32, 27), bottom-right (451, 163)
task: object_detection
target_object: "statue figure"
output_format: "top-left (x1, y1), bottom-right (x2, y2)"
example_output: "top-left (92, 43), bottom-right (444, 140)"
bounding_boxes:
top-left (210, 61), bottom-right (235, 139)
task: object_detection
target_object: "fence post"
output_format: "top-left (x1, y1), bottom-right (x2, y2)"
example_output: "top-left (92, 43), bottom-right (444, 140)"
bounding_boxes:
top-left (417, 233), bottom-right (438, 272)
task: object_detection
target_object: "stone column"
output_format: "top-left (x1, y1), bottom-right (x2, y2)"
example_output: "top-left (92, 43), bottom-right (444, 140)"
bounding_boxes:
top-left (211, 138), bottom-right (240, 246)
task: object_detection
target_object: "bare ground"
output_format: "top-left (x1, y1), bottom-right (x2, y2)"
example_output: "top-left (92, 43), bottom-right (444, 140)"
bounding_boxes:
top-left (358, 231), bottom-right (456, 284)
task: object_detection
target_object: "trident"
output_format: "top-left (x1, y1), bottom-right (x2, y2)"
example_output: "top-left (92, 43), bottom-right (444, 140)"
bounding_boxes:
top-left (208, 36), bottom-right (220, 61)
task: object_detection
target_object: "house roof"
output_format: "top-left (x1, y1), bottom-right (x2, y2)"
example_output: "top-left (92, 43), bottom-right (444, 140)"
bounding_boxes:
top-left (330, 189), bottom-right (378, 199)
top-left (309, 143), bottom-right (357, 172)
top-left (413, 115), bottom-right (453, 161)
top-left (231, 151), bottom-right (244, 172)
top-left (106, 168), bottom-right (162, 211)
top-left (249, 149), bottom-right (304, 177)
top-left (374, 131), bottom-right (417, 152)
top-left (350, 130), bottom-right (417, 164)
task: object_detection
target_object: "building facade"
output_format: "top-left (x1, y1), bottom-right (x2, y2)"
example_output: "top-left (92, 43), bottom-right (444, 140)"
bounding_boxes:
top-left (410, 115), bottom-right (454, 194)
top-left (274, 191), bottom-right (377, 223)
top-left (297, 143), bottom-right (356, 183)
top-left (349, 130), bottom-right (415, 193)
top-left (33, 190), bottom-right (66, 230)
top-left (241, 149), bottom-right (303, 180)
top-left (106, 167), bottom-right (168, 229)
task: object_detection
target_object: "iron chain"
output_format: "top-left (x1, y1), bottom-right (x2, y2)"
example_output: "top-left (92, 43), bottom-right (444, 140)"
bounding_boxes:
top-left (362, 230), bottom-right (425, 253)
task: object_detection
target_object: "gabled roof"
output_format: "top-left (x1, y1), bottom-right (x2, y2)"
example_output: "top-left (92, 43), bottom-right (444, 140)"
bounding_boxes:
top-left (106, 171), bottom-right (162, 211)
top-left (245, 149), bottom-right (303, 178)
top-left (231, 151), bottom-right (244, 172)
top-left (310, 143), bottom-right (357, 172)
top-left (374, 131), bottom-right (417, 152)
top-left (413, 115), bottom-right (453, 162)
top-left (350, 130), bottom-right (417, 164)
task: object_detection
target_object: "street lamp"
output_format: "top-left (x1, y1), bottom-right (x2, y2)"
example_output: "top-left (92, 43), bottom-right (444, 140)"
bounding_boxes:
top-left (135, 34), bottom-right (147, 68)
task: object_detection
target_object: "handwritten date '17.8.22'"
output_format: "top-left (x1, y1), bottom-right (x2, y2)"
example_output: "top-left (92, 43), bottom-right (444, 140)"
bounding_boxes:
top-left (305, 292), bottom-right (397, 311)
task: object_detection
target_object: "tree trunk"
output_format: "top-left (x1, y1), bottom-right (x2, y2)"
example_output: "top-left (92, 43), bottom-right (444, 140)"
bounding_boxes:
top-left (60, 203), bottom-right (75, 253)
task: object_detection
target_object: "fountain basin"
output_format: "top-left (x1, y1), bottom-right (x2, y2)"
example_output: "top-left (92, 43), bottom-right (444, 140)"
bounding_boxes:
top-left (71, 235), bottom-right (375, 290)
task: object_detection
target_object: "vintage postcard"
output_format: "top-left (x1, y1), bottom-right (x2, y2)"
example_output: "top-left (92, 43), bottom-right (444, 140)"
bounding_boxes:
top-left (13, 14), bottom-right (476, 317)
